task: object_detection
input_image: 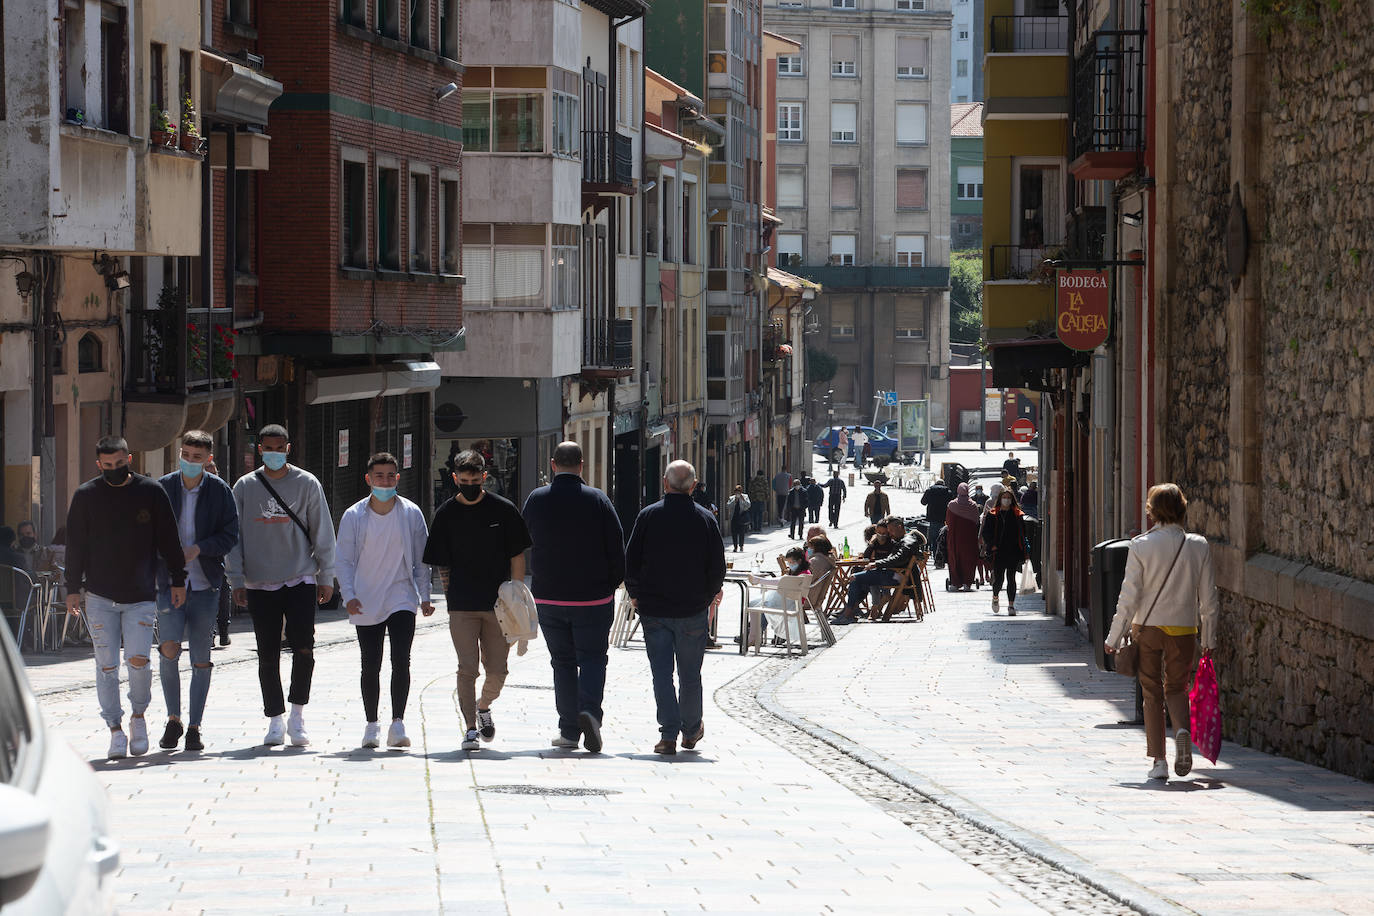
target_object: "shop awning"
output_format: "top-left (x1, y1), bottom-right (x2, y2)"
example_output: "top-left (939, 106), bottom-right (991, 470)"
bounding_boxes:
top-left (766, 267), bottom-right (821, 304)
top-left (201, 51), bottom-right (283, 125)
top-left (307, 361), bottom-right (441, 405)
top-left (986, 338), bottom-right (1090, 390)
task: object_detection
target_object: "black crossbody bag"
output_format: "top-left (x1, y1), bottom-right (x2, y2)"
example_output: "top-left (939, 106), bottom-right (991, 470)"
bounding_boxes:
top-left (254, 471), bottom-right (314, 548)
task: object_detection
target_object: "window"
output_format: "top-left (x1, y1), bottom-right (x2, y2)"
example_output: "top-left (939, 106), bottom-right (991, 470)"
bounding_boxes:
top-left (777, 55), bottom-right (803, 76)
top-left (78, 333), bottom-right (104, 372)
top-left (831, 167), bottom-right (858, 209)
top-left (0, 5), bottom-right (6, 120)
top-left (777, 168), bottom-right (804, 208)
top-left (956, 59), bottom-right (969, 78)
top-left (645, 180), bottom-right (660, 255)
top-left (896, 103), bottom-right (927, 144)
top-left (439, 176), bottom-right (459, 274)
top-left (229, 0), bottom-right (252, 25)
top-left (831, 0), bottom-right (856, 8)
top-left (552, 225), bottom-right (579, 310)
top-left (778, 102), bottom-right (803, 141)
top-left (552, 92), bottom-right (579, 157)
top-left (682, 180), bottom-right (696, 264)
top-left (896, 0), bottom-right (925, 8)
top-left (465, 225), bottom-right (546, 308)
top-left (896, 35), bottom-right (928, 78)
top-left (377, 0), bottom-right (399, 38)
top-left (830, 234), bottom-right (856, 266)
top-left (958, 29), bottom-right (969, 41)
top-left (957, 166), bottom-right (984, 200)
top-left (661, 175), bottom-right (676, 263)
top-left (150, 43), bottom-right (167, 114)
top-left (896, 168), bottom-right (928, 209)
top-left (830, 35), bottom-right (857, 76)
top-left (439, 0), bottom-right (458, 58)
top-left (463, 92), bottom-right (490, 150)
top-left (777, 232), bottom-right (803, 268)
top-left (62, 2), bottom-right (85, 118)
top-left (410, 0), bottom-right (429, 48)
top-left (895, 234), bottom-right (925, 268)
top-left (377, 164), bottom-right (401, 270)
top-left (617, 45), bottom-right (639, 126)
top-left (708, 223), bottom-right (725, 269)
top-left (342, 154), bottom-right (368, 268)
top-left (342, 0), bottom-right (366, 28)
top-left (461, 90), bottom-right (545, 153)
top-left (1017, 162), bottom-right (1064, 248)
top-left (410, 168), bottom-right (431, 272)
top-left (830, 102), bottom-right (856, 142)
top-left (462, 228), bottom-right (492, 305)
top-left (777, 0), bottom-right (803, 7)
top-left (179, 49), bottom-right (193, 122)
top-left (100, 3), bottom-right (129, 133)
top-left (895, 297), bottom-right (924, 338)
top-left (831, 297), bottom-right (855, 338)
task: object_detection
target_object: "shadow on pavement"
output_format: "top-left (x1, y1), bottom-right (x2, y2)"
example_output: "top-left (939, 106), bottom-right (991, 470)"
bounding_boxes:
top-left (617, 752), bottom-right (715, 763)
top-left (424, 748), bottom-right (566, 762)
top-left (214, 745), bottom-right (316, 760)
top-left (87, 755), bottom-right (181, 771)
top-left (1115, 778), bottom-right (1229, 793)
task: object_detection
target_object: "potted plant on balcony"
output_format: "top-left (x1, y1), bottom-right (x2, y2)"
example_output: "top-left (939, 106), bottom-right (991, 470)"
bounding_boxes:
top-left (211, 324), bottom-right (239, 385)
top-left (151, 286), bottom-right (180, 388)
top-left (150, 104), bottom-right (176, 148)
top-left (179, 96), bottom-right (203, 154)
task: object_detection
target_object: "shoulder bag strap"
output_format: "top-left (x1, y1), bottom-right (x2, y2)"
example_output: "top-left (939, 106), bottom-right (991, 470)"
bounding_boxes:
top-left (1137, 534), bottom-right (1186, 628)
top-left (255, 471), bottom-right (314, 549)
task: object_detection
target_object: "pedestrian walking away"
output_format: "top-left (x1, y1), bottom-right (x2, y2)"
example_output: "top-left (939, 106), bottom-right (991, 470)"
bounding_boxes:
top-left (834, 516), bottom-right (920, 626)
top-left (336, 452), bottom-right (433, 751)
top-left (805, 477), bottom-right (825, 524)
top-left (851, 427), bottom-right (868, 470)
top-left (65, 436), bottom-right (188, 759)
top-left (864, 480), bottom-right (890, 526)
top-left (920, 478), bottom-right (954, 537)
top-left (424, 449), bottom-right (532, 752)
top-left (521, 441), bottom-right (625, 753)
top-left (825, 470), bottom-right (847, 528)
top-left (1002, 451), bottom-right (1023, 486)
top-left (1105, 483), bottom-right (1219, 782)
top-left (155, 430), bottom-right (239, 753)
top-left (786, 477), bottom-right (808, 539)
top-left (225, 424), bottom-right (338, 748)
top-left (771, 468), bottom-right (791, 528)
top-left (691, 480), bottom-right (716, 518)
top-left (944, 483), bottom-right (981, 591)
top-left (624, 460), bottom-right (726, 755)
top-left (980, 485), bottom-right (1027, 615)
top-left (1018, 479), bottom-right (1039, 517)
top-left (747, 470), bottom-right (770, 531)
top-left (724, 485), bottom-right (751, 552)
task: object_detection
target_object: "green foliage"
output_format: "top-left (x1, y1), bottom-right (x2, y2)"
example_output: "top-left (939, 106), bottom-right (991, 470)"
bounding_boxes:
top-left (806, 346), bottom-right (838, 385)
top-left (1244, 0), bottom-right (1342, 39)
top-left (949, 249), bottom-right (984, 343)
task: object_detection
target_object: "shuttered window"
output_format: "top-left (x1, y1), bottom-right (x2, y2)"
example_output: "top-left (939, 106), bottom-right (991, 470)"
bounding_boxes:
top-left (830, 297), bottom-right (856, 338)
top-left (896, 168), bottom-right (928, 209)
top-left (895, 234), bottom-right (925, 267)
top-left (896, 103), bottom-right (927, 144)
top-left (895, 296), bottom-right (925, 338)
top-left (778, 168), bottom-right (805, 208)
top-left (830, 102), bottom-right (857, 142)
top-left (896, 36), bottom-right (928, 78)
top-left (831, 35), bottom-right (857, 76)
top-left (831, 167), bottom-right (858, 209)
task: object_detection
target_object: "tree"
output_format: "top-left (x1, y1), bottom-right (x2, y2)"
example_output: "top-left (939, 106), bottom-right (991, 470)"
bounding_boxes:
top-left (806, 346), bottom-right (838, 385)
top-left (949, 249), bottom-right (983, 344)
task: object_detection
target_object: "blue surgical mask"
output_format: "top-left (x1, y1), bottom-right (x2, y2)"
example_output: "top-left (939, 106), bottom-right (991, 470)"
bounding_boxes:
top-left (179, 458), bottom-right (204, 480)
top-left (261, 451), bottom-right (288, 471)
top-left (371, 486), bottom-right (397, 502)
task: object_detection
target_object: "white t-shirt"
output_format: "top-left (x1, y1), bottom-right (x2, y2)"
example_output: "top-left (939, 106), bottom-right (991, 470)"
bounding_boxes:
top-left (851, 431), bottom-right (868, 451)
top-left (351, 505), bottom-right (416, 626)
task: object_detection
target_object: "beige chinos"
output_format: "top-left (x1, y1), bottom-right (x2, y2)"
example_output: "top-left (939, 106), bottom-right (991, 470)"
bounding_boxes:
top-left (448, 611), bottom-right (510, 728)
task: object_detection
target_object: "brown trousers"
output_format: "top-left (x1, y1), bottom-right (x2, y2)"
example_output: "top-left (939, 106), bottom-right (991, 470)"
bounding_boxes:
top-left (448, 611), bottom-right (511, 729)
top-left (1134, 624), bottom-right (1198, 759)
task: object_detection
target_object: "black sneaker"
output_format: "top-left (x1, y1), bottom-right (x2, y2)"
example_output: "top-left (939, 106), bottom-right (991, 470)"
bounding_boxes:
top-left (578, 711), bottom-right (603, 754)
top-left (476, 708), bottom-right (495, 742)
top-left (159, 719), bottom-right (184, 750)
top-left (184, 727), bottom-right (204, 752)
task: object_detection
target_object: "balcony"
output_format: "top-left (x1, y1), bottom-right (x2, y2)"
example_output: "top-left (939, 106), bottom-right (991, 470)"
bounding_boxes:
top-left (786, 265), bottom-right (951, 290)
top-left (582, 130), bottom-right (635, 209)
top-left (987, 244), bottom-right (1062, 281)
top-left (984, 14), bottom-right (1070, 122)
top-left (124, 307), bottom-right (237, 452)
top-left (989, 15), bottom-right (1068, 52)
top-left (1071, 30), bottom-right (1147, 180)
top-left (582, 317), bottom-right (633, 379)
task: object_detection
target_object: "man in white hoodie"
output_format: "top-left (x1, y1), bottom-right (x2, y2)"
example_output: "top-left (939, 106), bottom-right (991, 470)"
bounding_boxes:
top-left (336, 452), bottom-right (433, 750)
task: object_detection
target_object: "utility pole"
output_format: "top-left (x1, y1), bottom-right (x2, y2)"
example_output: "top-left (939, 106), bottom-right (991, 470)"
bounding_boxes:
top-left (979, 346), bottom-right (987, 451)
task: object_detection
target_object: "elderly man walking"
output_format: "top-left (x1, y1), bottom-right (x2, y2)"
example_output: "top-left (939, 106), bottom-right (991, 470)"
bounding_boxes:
top-left (522, 441), bottom-right (625, 753)
top-left (624, 460), bottom-right (726, 755)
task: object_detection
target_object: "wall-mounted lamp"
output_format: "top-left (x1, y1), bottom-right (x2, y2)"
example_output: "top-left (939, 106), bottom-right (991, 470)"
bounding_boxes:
top-left (434, 82), bottom-right (458, 101)
top-left (709, 208), bottom-right (721, 217)
top-left (1122, 210), bottom-right (1144, 227)
top-left (14, 271), bottom-right (35, 301)
top-left (92, 253), bottom-right (131, 291)
top-left (641, 179), bottom-right (656, 192)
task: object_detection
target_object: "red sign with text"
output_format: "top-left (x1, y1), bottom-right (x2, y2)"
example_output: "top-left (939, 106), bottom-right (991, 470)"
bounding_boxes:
top-left (1056, 269), bottom-right (1110, 351)
top-left (1012, 418), bottom-right (1036, 442)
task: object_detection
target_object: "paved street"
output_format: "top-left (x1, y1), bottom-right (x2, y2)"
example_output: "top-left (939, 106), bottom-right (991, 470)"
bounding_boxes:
top-left (24, 447), bottom-right (1374, 915)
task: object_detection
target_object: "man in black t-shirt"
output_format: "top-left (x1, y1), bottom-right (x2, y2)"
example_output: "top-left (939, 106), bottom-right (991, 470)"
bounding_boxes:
top-left (423, 449), bottom-right (532, 751)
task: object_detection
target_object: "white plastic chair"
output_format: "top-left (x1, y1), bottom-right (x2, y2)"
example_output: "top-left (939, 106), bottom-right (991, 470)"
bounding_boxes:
top-left (746, 573), bottom-right (810, 657)
top-left (610, 588), bottom-right (640, 648)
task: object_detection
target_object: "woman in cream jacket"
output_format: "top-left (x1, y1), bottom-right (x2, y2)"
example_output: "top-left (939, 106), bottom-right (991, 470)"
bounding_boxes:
top-left (1105, 483), bottom-right (1219, 781)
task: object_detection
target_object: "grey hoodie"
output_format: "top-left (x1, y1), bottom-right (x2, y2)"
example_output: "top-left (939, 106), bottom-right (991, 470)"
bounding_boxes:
top-left (225, 466), bottom-right (337, 589)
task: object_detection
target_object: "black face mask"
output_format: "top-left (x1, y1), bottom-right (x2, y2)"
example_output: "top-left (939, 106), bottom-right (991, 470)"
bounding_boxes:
top-left (17, 536), bottom-right (35, 549)
top-left (457, 483), bottom-right (483, 501)
top-left (102, 465), bottom-right (131, 485)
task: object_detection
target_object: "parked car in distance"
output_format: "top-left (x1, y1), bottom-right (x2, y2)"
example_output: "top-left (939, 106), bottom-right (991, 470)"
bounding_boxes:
top-left (0, 622), bottom-right (118, 914)
top-left (879, 420), bottom-right (949, 455)
top-left (812, 426), bottom-right (901, 464)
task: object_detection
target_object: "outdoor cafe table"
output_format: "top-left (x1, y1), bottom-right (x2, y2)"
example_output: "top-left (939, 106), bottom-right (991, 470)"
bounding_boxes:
top-left (823, 558), bottom-right (869, 616)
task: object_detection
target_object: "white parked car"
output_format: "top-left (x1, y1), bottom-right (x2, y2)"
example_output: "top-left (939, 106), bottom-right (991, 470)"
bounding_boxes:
top-left (0, 623), bottom-right (118, 914)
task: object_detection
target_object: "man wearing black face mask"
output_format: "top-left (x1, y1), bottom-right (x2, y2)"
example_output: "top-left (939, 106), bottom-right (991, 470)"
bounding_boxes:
top-left (16, 520), bottom-right (40, 572)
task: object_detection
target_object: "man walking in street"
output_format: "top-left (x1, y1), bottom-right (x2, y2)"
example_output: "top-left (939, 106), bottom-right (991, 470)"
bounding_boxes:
top-left (748, 469), bottom-right (770, 531)
top-left (65, 436), bottom-right (188, 759)
top-left (920, 477), bottom-right (954, 536)
top-left (825, 470), bottom-right (847, 528)
top-left (806, 477), bottom-right (825, 525)
top-left (522, 442), bottom-right (624, 753)
top-left (864, 480), bottom-right (891, 526)
top-left (771, 468), bottom-right (791, 528)
top-left (226, 424), bottom-right (337, 748)
top-left (625, 460), bottom-right (726, 755)
top-left (336, 452), bottom-right (433, 751)
top-left (155, 430), bottom-right (239, 752)
top-left (424, 450), bottom-right (532, 751)
top-left (724, 485), bottom-right (752, 552)
top-left (851, 427), bottom-right (868, 470)
top-left (786, 476), bottom-right (808, 539)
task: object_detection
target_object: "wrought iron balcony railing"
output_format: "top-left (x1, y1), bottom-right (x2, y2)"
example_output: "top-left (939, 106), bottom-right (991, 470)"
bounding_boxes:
top-left (582, 130), bottom-right (634, 187)
top-left (583, 317), bottom-right (633, 370)
top-left (987, 245), bottom-right (1065, 281)
top-left (989, 15), bottom-right (1069, 52)
top-left (128, 307), bottom-right (237, 395)
top-left (1073, 30), bottom-right (1147, 161)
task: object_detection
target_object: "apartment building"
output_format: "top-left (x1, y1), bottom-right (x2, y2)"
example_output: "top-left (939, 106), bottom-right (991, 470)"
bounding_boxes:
top-left (765, 0), bottom-right (954, 435)
top-left (950, 0), bottom-right (984, 102)
top-left (950, 100), bottom-right (983, 249)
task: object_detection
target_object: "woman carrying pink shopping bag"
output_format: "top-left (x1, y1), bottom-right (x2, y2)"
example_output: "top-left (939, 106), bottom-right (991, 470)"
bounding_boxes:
top-left (1104, 484), bottom-right (1220, 782)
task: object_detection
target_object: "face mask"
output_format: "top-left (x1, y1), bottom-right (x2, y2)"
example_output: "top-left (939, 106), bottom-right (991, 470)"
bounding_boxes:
top-left (17, 536), bottom-right (35, 549)
top-left (457, 482), bottom-right (484, 501)
top-left (787, 563), bottom-right (801, 574)
top-left (261, 451), bottom-right (288, 471)
top-left (1001, 497), bottom-right (1012, 507)
top-left (102, 465), bottom-right (131, 485)
top-left (179, 458), bottom-right (204, 480)
top-left (371, 486), bottom-right (397, 502)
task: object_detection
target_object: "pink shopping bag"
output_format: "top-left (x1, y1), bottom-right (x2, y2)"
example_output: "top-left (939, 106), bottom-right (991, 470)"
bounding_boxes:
top-left (1189, 652), bottom-right (1222, 764)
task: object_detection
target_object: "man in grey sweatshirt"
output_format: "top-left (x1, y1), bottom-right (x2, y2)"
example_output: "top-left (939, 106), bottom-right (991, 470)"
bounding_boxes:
top-left (225, 424), bottom-right (337, 747)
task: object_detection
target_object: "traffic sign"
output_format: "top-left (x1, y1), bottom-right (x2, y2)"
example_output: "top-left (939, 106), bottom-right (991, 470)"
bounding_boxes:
top-left (1012, 418), bottom-right (1036, 442)
top-left (884, 391), bottom-right (899, 407)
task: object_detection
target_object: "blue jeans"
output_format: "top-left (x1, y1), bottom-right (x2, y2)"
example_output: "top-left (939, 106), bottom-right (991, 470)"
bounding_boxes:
top-left (537, 601), bottom-right (613, 739)
top-left (86, 594), bottom-right (157, 728)
top-left (158, 587), bottom-right (219, 727)
top-left (845, 569), bottom-right (897, 613)
top-left (640, 609), bottom-right (709, 741)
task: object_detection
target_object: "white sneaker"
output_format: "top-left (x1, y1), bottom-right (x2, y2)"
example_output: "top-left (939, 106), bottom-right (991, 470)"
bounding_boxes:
top-left (362, 721), bottom-right (381, 748)
top-left (107, 730), bottom-right (128, 760)
top-left (1148, 759), bottom-right (1169, 780)
top-left (476, 708), bottom-right (495, 742)
top-left (1175, 729), bottom-right (1193, 776)
top-left (551, 734), bottom-right (579, 749)
top-left (461, 728), bottom-right (481, 751)
top-left (264, 716), bottom-right (286, 746)
top-left (387, 720), bottom-right (410, 748)
top-left (991, 595), bottom-right (1000, 614)
top-left (128, 718), bottom-right (149, 756)
top-left (287, 715), bottom-right (310, 747)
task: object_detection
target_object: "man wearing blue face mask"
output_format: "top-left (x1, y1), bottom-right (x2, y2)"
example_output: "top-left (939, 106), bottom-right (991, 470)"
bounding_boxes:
top-left (154, 430), bottom-right (239, 752)
top-left (335, 452), bottom-right (433, 750)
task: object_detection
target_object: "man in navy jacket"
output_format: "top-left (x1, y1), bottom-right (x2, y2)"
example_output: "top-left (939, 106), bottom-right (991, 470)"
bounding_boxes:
top-left (624, 460), bottom-right (726, 756)
top-left (521, 441), bottom-right (625, 753)
top-left (154, 431), bottom-right (239, 751)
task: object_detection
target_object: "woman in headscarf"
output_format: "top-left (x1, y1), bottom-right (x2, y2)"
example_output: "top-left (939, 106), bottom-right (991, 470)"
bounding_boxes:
top-left (944, 483), bottom-right (982, 591)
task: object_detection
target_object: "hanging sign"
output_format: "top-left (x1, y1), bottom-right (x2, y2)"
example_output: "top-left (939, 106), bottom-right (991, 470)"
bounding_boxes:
top-left (1056, 269), bottom-right (1110, 351)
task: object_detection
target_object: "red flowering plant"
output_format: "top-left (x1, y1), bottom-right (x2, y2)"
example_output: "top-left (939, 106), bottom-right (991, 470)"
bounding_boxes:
top-left (187, 320), bottom-right (209, 380)
top-left (212, 324), bottom-right (239, 381)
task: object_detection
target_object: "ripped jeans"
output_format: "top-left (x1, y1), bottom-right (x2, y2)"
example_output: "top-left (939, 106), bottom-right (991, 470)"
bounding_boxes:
top-left (86, 594), bottom-right (157, 728)
top-left (158, 588), bottom-right (220, 727)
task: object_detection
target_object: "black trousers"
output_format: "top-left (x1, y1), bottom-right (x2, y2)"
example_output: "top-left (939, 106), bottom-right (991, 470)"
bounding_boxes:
top-left (217, 585), bottom-right (233, 640)
top-left (247, 583), bottom-right (317, 717)
top-left (991, 559), bottom-right (1020, 605)
top-left (828, 502), bottom-right (842, 527)
top-left (731, 524), bottom-right (747, 551)
top-left (356, 610), bottom-right (417, 722)
top-left (788, 508), bottom-right (806, 538)
top-left (807, 505), bottom-right (821, 523)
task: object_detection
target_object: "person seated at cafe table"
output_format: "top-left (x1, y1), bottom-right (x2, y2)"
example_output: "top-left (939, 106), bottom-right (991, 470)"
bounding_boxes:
top-left (833, 517), bottom-right (924, 626)
top-left (803, 536), bottom-right (836, 609)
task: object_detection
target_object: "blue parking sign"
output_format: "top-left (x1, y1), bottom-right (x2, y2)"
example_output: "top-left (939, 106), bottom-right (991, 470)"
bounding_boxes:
top-left (884, 391), bottom-right (899, 407)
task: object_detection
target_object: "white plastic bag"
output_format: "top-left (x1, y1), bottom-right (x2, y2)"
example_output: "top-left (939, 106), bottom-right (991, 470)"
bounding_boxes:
top-left (1018, 558), bottom-right (1037, 595)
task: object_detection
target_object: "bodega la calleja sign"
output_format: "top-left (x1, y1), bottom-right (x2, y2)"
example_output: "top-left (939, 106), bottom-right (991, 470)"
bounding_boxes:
top-left (1055, 269), bottom-right (1110, 351)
